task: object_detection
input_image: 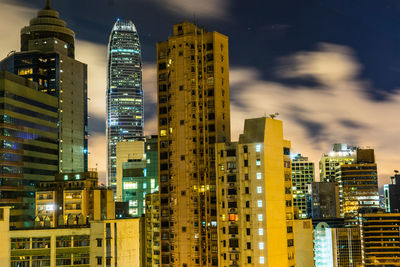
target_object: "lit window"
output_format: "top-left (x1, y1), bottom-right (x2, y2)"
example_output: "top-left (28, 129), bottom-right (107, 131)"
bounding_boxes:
top-left (256, 159), bottom-right (261, 166)
top-left (151, 179), bottom-right (155, 189)
top-left (258, 214), bottom-right (263, 221)
top-left (259, 242), bottom-right (264, 250)
top-left (260, 257), bottom-right (265, 264)
top-left (124, 182), bottom-right (137, 189)
top-left (257, 200), bottom-right (262, 207)
top-left (256, 144), bottom-right (262, 152)
top-left (257, 173), bottom-right (262, 180)
top-left (143, 183), bottom-right (147, 189)
top-left (258, 228), bottom-right (263, 235)
top-left (257, 186), bottom-right (262, 193)
top-left (132, 208), bottom-right (138, 215)
top-left (160, 130), bottom-right (167, 136)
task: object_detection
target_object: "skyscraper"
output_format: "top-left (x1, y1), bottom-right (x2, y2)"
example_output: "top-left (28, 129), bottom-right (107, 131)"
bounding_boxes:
top-left (157, 22), bottom-right (230, 266)
top-left (0, 0), bottom-right (87, 227)
top-left (107, 19), bottom-right (143, 192)
top-left (0, 0), bottom-right (88, 174)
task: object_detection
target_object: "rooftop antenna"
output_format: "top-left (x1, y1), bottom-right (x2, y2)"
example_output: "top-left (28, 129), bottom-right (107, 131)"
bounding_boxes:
top-left (269, 112), bottom-right (279, 119)
top-left (45, 0), bottom-right (51, 9)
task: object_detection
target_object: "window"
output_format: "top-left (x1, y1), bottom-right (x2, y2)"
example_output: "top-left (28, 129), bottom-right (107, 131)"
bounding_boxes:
top-left (246, 228), bottom-right (250, 235)
top-left (257, 200), bottom-right (262, 207)
top-left (256, 144), bottom-right (262, 152)
top-left (257, 173), bottom-right (262, 179)
top-left (247, 242), bottom-right (251, 249)
top-left (259, 242), bottom-right (264, 250)
top-left (97, 257), bottom-right (102, 265)
top-left (97, 239), bottom-right (102, 247)
top-left (258, 228), bottom-right (263, 236)
top-left (256, 159), bottom-right (261, 166)
top-left (258, 214), bottom-right (263, 221)
top-left (257, 186), bottom-right (262, 193)
top-left (245, 187), bottom-right (249, 194)
top-left (247, 257), bottom-right (252, 264)
top-left (246, 214), bottom-right (250, 222)
top-left (260, 257), bottom-right (265, 264)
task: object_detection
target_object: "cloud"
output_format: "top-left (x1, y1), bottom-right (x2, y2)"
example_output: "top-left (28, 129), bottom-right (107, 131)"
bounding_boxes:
top-left (148, 0), bottom-right (230, 20)
top-left (0, 1), bottom-right (35, 59)
top-left (229, 43), bottom-right (400, 186)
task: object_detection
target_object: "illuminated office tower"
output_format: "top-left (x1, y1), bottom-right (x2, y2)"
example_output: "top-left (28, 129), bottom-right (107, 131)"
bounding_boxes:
top-left (291, 154), bottom-right (314, 218)
top-left (0, 0), bottom-right (88, 174)
top-left (320, 144), bottom-right (356, 182)
top-left (360, 213), bottom-right (400, 266)
top-left (313, 222), bottom-right (362, 267)
top-left (335, 148), bottom-right (379, 219)
top-left (107, 19), bottom-right (143, 192)
top-left (0, 71), bottom-right (58, 229)
top-left (157, 22), bottom-right (230, 266)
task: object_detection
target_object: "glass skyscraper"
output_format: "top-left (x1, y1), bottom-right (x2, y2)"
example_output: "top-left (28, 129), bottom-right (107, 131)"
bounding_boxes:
top-left (107, 19), bottom-right (143, 191)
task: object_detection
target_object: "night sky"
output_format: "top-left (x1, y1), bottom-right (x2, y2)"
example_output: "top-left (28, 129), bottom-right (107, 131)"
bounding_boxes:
top-left (1, 0), bottom-right (400, 186)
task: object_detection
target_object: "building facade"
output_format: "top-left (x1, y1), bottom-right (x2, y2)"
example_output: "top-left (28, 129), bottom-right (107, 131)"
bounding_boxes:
top-left (35, 171), bottom-right (114, 227)
top-left (335, 149), bottom-right (379, 219)
top-left (291, 154), bottom-right (314, 218)
top-left (311, 182), bottom-right (340, 219)
top-left (0, 207), bottom-right (145, 267)
top-left (384, 172), bottom-right (400, 213)
top-left (360, 213), bottom-right (400, 266)
top-left (122, 137), bottom-right (158, 217)
top-left (0, 71), bottom-right (58, 228)
top-left (0, 0), bottom-right (88, 174)
top-left (157, 22), bottom-right (230, 266)
top-left (145, 192), bottom-right (160, 267)
top-left (313, 222), bottom-right (362, 267)
top-left (107, 19), bottom-right (143, 192)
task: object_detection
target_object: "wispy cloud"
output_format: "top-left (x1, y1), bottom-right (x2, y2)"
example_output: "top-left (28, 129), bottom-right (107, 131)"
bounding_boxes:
top-left (148, 0), bottom-right (230, 20)
top-left (230, 43), bottom-right (400, 185)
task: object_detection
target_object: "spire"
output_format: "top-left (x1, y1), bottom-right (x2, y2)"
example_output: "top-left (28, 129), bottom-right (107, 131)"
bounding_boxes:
top-left (45, 0), bottom-right (51, 9)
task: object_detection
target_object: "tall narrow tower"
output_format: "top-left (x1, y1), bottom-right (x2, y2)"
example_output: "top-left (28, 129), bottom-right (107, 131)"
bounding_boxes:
top-left (107, 19), bottom-right (143, 191)
top-left (157, 22), bottom-right (230, 266)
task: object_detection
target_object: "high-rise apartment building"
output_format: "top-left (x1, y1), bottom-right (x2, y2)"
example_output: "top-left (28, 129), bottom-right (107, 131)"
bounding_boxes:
top-left (0, 0), bottom-right (88, 174)
top-left (216, 118), bottom-right (296, 267)
top-left (107, 19), bottom-right (143, 191)
top-left (320, 144), bottom-right (356, 182)
top-left (0, 71), bottom-right (58, 228)
top-left (384, 172), bottom-right (400, 213)
top-left (157, 22), bottom-right (230, 266)
top-left (291, 154), bottom-right (314, 218)
top-left (335, 149), bottom-right (379, 219)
